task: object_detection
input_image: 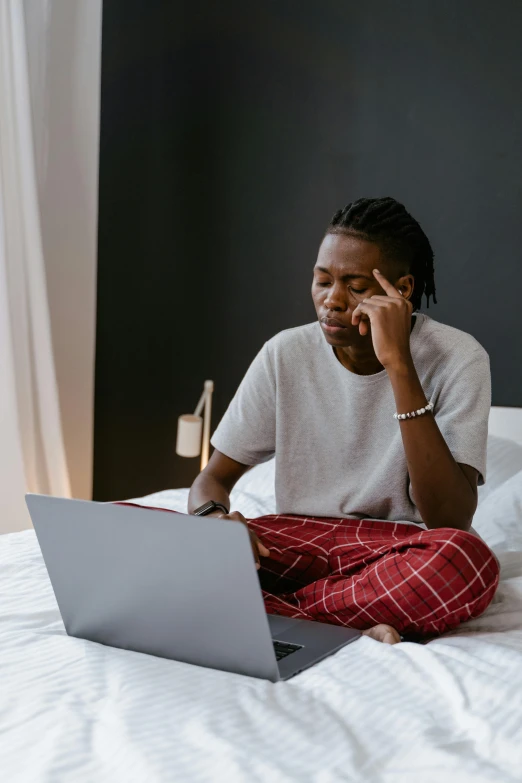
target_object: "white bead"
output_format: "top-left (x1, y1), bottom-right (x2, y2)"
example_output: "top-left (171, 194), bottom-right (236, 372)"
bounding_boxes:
top-left (394, 401), bottom-right (433, 421)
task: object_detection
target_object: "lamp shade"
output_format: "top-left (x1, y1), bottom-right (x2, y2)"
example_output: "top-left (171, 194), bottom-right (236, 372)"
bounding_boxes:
top-left (176, 414), bottom-right (203, 458)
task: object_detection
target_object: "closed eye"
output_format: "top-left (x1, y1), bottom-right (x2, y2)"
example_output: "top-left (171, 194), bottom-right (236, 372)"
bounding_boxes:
top-left (314, 279), bottom-right (368, 294)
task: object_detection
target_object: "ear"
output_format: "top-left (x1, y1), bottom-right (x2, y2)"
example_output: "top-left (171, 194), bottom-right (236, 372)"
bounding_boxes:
top-left (395, 273), bottom-right (415, 301)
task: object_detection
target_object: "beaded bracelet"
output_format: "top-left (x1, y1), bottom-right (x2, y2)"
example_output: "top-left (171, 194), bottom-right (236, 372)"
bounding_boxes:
top-left (394, 401), bottom-right (434, 421)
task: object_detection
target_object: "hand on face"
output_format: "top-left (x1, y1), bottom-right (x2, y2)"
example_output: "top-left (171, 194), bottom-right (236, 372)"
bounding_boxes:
top-left (351, 269), bottom-right (414, 370)
top-left (312, 234), bottom-right (415, 371)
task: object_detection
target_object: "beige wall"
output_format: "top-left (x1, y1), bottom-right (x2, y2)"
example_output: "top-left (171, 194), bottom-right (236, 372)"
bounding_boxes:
top-left (25, 0), bottom-right (102, 499)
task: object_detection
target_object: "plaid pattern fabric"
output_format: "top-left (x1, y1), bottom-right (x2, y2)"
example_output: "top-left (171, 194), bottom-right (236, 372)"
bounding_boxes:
top-left (250, 515), bottom-right (500, 636)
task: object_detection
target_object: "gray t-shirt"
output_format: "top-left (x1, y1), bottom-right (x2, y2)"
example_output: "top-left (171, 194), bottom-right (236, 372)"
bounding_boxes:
top-left (211, 314), bottom-right (491, 524)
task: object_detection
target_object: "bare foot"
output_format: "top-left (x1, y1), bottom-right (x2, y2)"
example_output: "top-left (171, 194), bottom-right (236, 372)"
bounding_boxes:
top-left (362, 624), bottom-right (402, 644)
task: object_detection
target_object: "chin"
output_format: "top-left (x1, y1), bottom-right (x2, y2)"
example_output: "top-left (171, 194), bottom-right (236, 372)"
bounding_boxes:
top-left (322, 330), bottom-right (356, 346)
top-left (322, 332), bottom-right (349, 345)
top-left (319, 322), bottom-right (365, 347)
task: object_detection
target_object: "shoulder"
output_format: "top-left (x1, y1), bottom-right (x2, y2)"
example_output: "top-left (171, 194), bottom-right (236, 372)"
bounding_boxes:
top-left (412, 314), bottom-right (489, 369)
top-left (264, 322), bottom-right (323, 359)
top-left (241, 323), bottom-right (321, 384)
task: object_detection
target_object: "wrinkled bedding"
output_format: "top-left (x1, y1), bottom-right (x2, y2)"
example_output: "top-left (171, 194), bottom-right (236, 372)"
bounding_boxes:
top-left (1, 466), bottom-right (521, 782)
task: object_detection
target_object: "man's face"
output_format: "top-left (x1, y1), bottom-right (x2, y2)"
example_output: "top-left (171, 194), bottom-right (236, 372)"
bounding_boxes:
top-left (312, 233), bottom-right (395, 347)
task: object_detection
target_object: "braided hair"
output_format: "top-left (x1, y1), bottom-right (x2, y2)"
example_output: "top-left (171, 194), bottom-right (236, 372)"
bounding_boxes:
top-left (327, 197), bottom-right (437, 310)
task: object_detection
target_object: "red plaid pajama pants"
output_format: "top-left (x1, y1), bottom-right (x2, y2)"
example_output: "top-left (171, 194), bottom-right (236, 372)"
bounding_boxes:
top-left (249, 515), bottom-right (500, 636)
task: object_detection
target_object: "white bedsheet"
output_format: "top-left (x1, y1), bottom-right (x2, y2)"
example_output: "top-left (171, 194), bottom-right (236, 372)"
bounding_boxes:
top-left (1, 475), bottom-right (522, 782)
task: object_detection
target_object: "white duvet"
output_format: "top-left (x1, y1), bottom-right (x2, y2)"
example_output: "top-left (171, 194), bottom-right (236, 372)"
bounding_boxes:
top-left (1, 464), bottom-right (522, 782)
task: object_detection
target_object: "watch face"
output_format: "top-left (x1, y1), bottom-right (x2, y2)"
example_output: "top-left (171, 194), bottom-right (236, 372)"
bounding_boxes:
top-left (194, 501), bottom-right (215, 516)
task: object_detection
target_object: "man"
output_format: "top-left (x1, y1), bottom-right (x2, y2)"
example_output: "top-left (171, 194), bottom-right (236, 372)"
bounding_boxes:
top-left (188, 197), bottom-right (499, 644)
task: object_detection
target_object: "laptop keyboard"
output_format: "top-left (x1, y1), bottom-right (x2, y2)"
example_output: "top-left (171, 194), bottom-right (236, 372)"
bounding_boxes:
top-left (273, 640), bottom-right (303, 661)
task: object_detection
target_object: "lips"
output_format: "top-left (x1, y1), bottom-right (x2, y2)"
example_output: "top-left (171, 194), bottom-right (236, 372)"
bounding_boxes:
top-left (320, 316), bottom-right (348, 335)
top-left (322, 317), bottom-right (346, 328)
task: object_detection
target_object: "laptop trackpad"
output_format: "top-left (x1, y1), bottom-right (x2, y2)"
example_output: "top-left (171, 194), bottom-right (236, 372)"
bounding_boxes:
top-left (267, 614), bottom-right (300, 636)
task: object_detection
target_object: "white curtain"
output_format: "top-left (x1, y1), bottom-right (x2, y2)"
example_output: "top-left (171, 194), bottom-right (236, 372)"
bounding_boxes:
top-left (0, 0), bottom-right (70, 533)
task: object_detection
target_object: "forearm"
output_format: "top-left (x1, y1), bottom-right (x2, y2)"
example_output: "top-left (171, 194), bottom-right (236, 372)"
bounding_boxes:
top-left (388, 361), bottom-right (477, 530)
top-left (188, 472), bottom-right (231, 515)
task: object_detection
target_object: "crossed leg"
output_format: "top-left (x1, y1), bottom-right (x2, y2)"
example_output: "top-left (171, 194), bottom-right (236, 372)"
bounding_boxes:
top-left (250, 514), bottom-right (500, 643)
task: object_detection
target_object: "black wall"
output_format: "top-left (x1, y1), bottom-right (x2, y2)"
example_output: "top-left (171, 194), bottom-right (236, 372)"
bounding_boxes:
top-left (94, 0), bottom-right (522, 501)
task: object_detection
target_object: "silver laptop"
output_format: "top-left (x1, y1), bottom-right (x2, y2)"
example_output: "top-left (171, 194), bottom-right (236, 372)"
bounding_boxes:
top-left (25, 494), bottom-right (360, 681)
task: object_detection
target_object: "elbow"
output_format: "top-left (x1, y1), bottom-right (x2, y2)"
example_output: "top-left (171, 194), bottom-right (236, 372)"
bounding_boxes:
top-left (422, 499), bottom-right (477, 533)
top-left (422, 515), bottom-right (473, 533)
top-left (423, 514), bottom-right (473, 532)
top-left (432, 516), bottom-right (473, 532)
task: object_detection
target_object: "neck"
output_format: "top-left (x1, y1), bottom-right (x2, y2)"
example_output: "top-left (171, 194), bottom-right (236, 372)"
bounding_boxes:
top-left (334, 343), bottom-right (383, 375)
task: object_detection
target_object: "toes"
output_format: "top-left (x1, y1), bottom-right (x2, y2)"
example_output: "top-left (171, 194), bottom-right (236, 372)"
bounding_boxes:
top-left (384, 626), bottom-right (402, 644)
top-left (362, 624), bottom-right (402, 645)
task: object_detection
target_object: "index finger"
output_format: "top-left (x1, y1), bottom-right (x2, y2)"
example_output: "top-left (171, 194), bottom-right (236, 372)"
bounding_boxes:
top-left (373, 268), bottom-right (402, 299)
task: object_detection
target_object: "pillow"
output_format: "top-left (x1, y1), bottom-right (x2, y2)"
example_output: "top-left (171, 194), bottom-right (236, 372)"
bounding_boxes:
top-left (233, 458), bottom-right (276, 498)
top-left (479, 435), bottom-right (522, 503)
top-left (231, 459), bottom-right (276, 517)
top-left (473, 469), bottom-right (522, 554)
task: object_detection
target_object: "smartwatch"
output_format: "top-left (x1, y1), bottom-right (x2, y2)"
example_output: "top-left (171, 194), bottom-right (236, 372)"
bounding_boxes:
top-left (193, 500), bottom-right (229, 517)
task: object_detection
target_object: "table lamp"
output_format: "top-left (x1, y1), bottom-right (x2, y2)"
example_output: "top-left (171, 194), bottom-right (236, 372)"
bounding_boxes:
top-left (175, 380), bottom-right (214, 471)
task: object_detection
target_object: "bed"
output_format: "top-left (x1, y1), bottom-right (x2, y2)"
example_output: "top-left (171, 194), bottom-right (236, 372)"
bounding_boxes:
top-left (1, 407), bottom-right (521, 782)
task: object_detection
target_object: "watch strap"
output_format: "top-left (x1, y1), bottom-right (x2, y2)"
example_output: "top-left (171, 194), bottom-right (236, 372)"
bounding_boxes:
top-left (193, 500), bottom-right (229, 516)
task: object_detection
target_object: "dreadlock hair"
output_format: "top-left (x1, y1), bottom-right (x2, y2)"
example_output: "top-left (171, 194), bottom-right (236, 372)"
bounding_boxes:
top-left (327, 197), bottom-right (437, 311)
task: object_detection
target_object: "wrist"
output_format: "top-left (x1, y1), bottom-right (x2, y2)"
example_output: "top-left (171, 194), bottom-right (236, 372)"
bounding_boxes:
top-left (387, 359), bottom-right (429, 415)
top-left (192, 500), bottom-right (229, 517)
top-left (384, 353), bottom-right (415, 378)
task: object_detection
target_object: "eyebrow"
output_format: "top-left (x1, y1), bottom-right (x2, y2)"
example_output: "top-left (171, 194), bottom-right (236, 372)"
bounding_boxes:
top-left (314, 266), bottom-right (374, 282)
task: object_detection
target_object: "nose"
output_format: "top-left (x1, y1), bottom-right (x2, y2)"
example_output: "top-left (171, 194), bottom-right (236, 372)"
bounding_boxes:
top-left (324, 282), bottom-right (347, 311)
